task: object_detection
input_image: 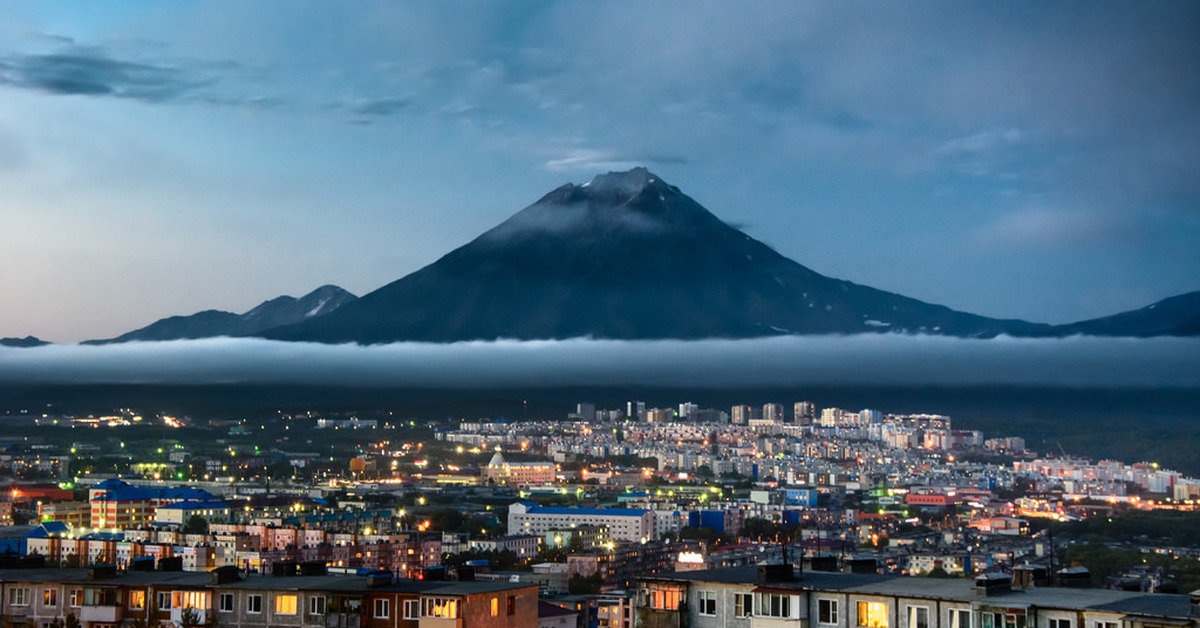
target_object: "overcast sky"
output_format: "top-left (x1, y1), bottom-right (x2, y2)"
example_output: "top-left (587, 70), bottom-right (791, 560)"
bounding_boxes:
top-left (2, 2), bottom-right (1198, 343)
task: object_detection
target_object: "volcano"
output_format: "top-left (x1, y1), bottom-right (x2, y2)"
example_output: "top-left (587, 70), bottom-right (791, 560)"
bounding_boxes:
top-left (261, 168), bottom-right (1053, 344)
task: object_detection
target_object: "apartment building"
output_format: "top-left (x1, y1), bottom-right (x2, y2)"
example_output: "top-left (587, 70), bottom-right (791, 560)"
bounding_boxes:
top-left (0, 563), bottom-right (538, 628)
top-left (636, 564), bottom-right (1199, 628)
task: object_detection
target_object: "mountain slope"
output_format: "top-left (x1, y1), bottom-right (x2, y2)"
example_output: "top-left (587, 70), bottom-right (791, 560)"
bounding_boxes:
top-left (88, 285), bottom-right (357, 343)
top-left (262, 168), bottom-right (1054, 344)
top-left (1056, 291), bottom-right (1200, 337)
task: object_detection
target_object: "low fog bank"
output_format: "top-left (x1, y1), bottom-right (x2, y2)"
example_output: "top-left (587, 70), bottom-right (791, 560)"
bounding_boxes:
top-left (0, 335), bottom-right (1197, 388)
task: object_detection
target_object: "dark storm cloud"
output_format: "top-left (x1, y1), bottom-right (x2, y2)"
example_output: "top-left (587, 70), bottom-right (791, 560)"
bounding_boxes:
top-left (1, 48), bottom-right (206, 102)
top-left (0, 336), bottom-right (1196, 389)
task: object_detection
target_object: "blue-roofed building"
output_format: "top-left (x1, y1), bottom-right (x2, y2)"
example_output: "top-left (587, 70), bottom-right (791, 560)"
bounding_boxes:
top-left (89, 480), bottom-right (220, 530)
top-left (508, 501), bottom-right (656, 542)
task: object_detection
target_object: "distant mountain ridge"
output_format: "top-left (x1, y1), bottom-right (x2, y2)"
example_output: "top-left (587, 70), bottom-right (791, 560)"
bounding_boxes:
top-left (85, 285), bottom-right (356, 344)
top-left (0, 336), bottom-right (49, 348)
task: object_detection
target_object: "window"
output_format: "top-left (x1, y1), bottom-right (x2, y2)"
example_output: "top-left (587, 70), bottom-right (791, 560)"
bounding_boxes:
top-left (507, 595), bottom-right (516, 616)
top-left (908, 606), bottom-right (930, 628)
top-left (949, 609), bottom-right (971, 628)
top-left (646, 587), bottom-right (683, 611)
top-left (858, 601), bottom-right (889, 628)
top-left (374, 599), bottom-right (390, 619)
top-left (756, 593), bottom-right (791, 619)
top-left (219, 594), bottom-right (233, 612)
top-left (10, 588), bottom-right (29, 606)
top-left (309, 596), bottom-right (326, 615)
top-left (734, 593), bottom-right (752, 617)
top-left (275, 594), bottom-right (297, 615)
top-left (158, 592), bottom-right (173, 610)
top-left (69, 590), bottom-right (81, 608)
top-left (43, 589), bottom-right (57, 607)
top-left (1094, 623), bottom-right (1118, 628)
top-left (491, 597), bottom-right (499, 617)
top-left (421, 597), bottom-right (458, 619)
top-left (129, 591), bottom-right (145, 610)
top-left (1049, 621), bottom-right (1071, 628)
top-left (818, 599), bottom-right (839, 624)
top-left (247, 595), bottom-right (262, 614)
top-left (403, 600), bottom-right (419, 620)
top-left (173, 592), bottom-right (208, 612)
top-left (697, 591), bottom-right (717, 616)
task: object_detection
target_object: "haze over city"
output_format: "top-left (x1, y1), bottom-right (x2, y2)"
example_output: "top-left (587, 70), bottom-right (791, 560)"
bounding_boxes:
top-left (2, 2), bottom-right (1198, 344)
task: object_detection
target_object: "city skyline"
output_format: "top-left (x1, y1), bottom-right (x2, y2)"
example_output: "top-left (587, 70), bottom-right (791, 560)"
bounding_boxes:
top-left (2, 3), bottom-right (1199, 342)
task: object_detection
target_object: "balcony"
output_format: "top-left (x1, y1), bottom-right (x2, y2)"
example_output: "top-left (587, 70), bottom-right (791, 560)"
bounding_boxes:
top-left (80, 605), bottom-right (124, 623)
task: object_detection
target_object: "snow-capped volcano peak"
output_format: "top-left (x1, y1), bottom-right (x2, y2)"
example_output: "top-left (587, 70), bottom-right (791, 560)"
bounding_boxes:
top-left (582, 166), bottom-right (660, 194)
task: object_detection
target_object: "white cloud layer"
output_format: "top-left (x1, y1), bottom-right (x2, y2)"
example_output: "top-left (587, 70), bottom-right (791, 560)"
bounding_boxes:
top-left (1, 336), bottom-right (1197, 389)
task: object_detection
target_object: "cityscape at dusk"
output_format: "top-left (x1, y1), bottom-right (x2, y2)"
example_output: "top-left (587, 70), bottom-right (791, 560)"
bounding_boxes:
top-left (2, 3), bottom-right (1200, 627)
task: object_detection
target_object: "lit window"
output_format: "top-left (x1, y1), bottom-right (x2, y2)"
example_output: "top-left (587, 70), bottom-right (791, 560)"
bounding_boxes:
top-left (374, 599), bottom-right (390, 619)
top-left (275, 594), bottom-right (297, 615)
top-left (646, 586), bottom-right (683, 610)
top-left (128, 591), bottom-right (145, 610)
top-left (43, 589), bottom-right (57, 607)
top-left (491, 598), bottom-right (499, 616)
top-left (857, 601), bottom-right (888, 628)
top-left (421, 597), bottom-right (458, 619)
top-left (69, 590), bottom-right (81, 608)
top-left (173, 592), bottom-right (208, 612)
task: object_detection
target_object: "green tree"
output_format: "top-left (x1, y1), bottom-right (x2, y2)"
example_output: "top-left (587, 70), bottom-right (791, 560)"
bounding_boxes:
top-left (568, 573), bottom-right (602, 595)
top-left (184, 515), bottom-right (209, 535)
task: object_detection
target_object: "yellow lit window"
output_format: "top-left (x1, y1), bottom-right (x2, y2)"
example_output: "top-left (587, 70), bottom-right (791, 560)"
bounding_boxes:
top-left (172, 591), bottom-right (208, 611)
top-left (275, 594), bottom-right (298, 615)
top-left (129, 591), bottom-right (145, 610)
top-left (857, 601), bottom-right (888, 628)
top-left (421, 597), bottom-right (458, 619)
top-left (491, 598), bottom-right (499, 616)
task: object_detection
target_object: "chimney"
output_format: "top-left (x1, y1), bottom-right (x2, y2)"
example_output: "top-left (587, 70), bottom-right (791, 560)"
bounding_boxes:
top-left (805, 554), bottom-right (838, 573)
top-left (88, 564), bottom-right (118, 580)
top-left (756, 563), bottom-right (794, 583)
top-left (272, 561), bottom-right (298, 577)
top-left (1056, 566), bottom-right (1091, 588)
top-left (129, 557), bottom-right (156, 572)
top-left (1012, 564), bottom-right (1049, 589)
top-left (366, 571), bottom-right (393, 588)
top-left (300, 561), bottom-right (328, 576)
top-left (844, 557), bottom-right (878, 575)
top-left (975, 573), bottom-right (1012, 596)
top-left (211, 566), bottom-right (241, 585)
